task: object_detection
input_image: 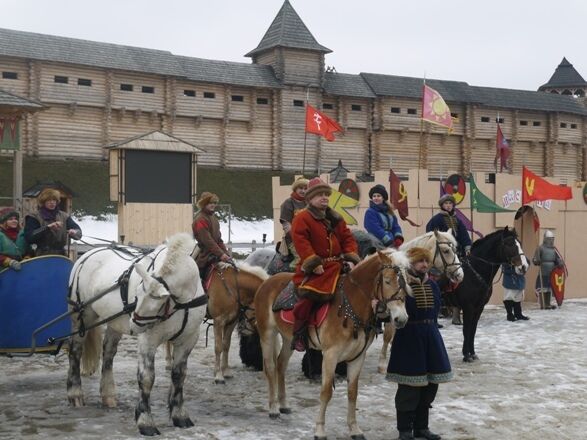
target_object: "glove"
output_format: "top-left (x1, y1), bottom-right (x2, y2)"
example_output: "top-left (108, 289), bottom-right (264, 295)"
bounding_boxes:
top-left (393, 237), bottom-right (404, 248)
top-left (9, 259), bottom-right (22, 271)
top-left (465, 246), bottom-right (471, 256)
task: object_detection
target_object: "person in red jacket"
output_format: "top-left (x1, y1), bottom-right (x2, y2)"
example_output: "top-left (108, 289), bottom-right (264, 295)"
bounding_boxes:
top-left (290, 177), bottom-right (360, 351)
top-left (192, 192), bottom-right (231, 278)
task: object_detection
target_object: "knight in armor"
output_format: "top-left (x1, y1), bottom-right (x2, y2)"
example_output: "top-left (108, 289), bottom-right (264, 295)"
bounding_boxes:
top-left (501, 263), bottom-right (530, 321)
top-left (386, 247), bottom-right (452, 440)
top-left (278, 177), bottom-right (309, 271)
top-left (364, 184), bottom-right (404, 249)
top-left (24, 188), bottom-right (82, 256)
top-left (533, 230), bottom-right (562, 310)
top-left (290, 177), bottom-right (360, 352)
top-left (0, 207), bottom-right (27, 271)
top-left (426, 194), bottom-right (471, 325)
top-left (192, 192), bottom-right (231, 279)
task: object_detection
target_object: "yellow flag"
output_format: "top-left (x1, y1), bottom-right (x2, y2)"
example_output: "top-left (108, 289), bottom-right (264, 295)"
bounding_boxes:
top-left (329, 189), bottom-right (359, 225)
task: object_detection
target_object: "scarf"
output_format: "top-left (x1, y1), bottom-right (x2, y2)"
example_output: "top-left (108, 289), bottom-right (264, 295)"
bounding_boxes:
top-left (0, 226), bottom-right (19, 241)
top-left (39, 206), bottom-right (59, 222)
top-left (291, 191), bottom-right (305, 202)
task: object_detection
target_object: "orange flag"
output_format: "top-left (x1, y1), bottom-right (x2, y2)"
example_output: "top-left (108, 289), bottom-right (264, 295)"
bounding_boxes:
top-left (522, 166), bottom-right (572, 205)
top-left (421, 84), bottom-right (453, 131)
top-left (305, 104), bottom-right (343, 141)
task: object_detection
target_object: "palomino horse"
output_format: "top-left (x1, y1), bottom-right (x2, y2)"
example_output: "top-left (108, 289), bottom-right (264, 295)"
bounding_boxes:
top-left (377, 230), bottom-right (465, 373)
top-left (454, 227), bottom-right (528, 362)
top-left (67, 233), bottom-right (207, 436)
top-left (206, 262), bottom-right (269, 383)
top-left (254, 251), bottom-right (411, 439)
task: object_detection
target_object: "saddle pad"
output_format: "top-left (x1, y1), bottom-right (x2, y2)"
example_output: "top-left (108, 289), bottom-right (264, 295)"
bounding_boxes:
top-left (272, 280), bottom-right (297, 312)
top-left (203, 266), bottom-right (215, 291)
top-left (280, 304), bottom-right (330, 329)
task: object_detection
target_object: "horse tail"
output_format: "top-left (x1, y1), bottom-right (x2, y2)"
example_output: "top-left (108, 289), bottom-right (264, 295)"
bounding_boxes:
top-left (81, 327), bottom-right (103, 377)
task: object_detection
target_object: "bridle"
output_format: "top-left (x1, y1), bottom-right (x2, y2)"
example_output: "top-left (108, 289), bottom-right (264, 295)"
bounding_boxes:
top-left (432, 239), bottom-right (462, 281)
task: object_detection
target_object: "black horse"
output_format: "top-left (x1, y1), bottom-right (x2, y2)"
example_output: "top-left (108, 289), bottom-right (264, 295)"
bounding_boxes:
top-left (454, 227), bottom-right (528, 362)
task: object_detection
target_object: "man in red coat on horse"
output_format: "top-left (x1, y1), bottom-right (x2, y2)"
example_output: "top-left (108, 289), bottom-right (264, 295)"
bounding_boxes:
top-left (290, 177), bottom-right (360, 352)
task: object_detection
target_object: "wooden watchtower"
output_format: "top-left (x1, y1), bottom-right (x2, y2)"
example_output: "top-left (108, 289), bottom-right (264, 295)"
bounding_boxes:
top-left (108, 131), bottom-right (205, 246)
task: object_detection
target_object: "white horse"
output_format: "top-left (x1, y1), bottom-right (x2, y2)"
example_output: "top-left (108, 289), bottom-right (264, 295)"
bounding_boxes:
top-left (66, 232), bottom-right (206, 436)
top-left (377, 230), bottom-right (465, 373)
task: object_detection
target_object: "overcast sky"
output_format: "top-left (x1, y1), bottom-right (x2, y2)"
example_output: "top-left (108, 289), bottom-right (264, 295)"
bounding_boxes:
top-left (3, 0), bottom-right (585, 91)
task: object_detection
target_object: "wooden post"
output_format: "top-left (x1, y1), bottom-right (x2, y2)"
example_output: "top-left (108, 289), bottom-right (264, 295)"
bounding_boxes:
top-left (13, 148), bottom-right (23, 214)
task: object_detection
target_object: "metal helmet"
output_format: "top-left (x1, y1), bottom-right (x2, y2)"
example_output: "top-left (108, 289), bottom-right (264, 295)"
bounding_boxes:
top-left (544, 230), bottom-right (555, 239)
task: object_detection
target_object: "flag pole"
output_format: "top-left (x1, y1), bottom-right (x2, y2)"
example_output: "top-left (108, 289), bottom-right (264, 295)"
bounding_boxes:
top-left (302, 87), bottom-right (309, 176)
top-left (418, 76), bottom-right (426, 171)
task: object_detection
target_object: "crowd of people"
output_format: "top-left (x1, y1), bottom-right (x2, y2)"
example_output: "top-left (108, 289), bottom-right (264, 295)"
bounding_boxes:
top-left (0, 188), bottom-right (82, 271)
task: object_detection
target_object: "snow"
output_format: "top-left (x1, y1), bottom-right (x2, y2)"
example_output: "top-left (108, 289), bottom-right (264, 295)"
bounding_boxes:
top-left (1, 301), bottom-right (587, 439)
top-left (74, 216), bottom-right (274, 251)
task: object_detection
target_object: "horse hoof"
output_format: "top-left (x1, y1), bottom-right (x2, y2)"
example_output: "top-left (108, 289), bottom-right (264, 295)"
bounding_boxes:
top-left (172, 416), bottom-right (195, 428)
top-left (214, 379), bottom-right (226, 385)
top-left (102, 397), bottom-right (117, 408)
top-left (138, 425), bottom-right (161, 436)
top-left (377, 366), bottom-right (386, 374)
top-left (68, 397), bottom-right (85, 407)
top-left (463, 356), bottom-right (474, 363)
top-left (279, 407), bottom-right (292, 414)
top-left (269, 413), bottom-right (280, 419)
top-left (314, 436), bottom-right (327, 440)
top-left (351, 435), bottom-right (366, 440)
top-left (471, 354), bottom-right (479, 360)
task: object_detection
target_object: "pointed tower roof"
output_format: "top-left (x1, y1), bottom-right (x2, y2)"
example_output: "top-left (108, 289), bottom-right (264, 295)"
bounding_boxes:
top-left (539, 57), bottom-right (587, 90)
top-left (245, 0), bottom-right (331, 57)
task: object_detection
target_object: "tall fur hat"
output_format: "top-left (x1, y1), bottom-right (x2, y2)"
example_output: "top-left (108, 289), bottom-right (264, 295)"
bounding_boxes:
top-left (291, 177), bottom-right (309, 192)
top-left (305, 177), bottom-right (332, 201)
top-left (406, 247), bottom-right (432, 264)
top-left (0, 207), bottom-right (19, 224)
top-left (38, 188), bottom-right (61, 206)
top-left (368, 184), bottom-right (389, 201)
top-left (197, 192), bottom-right (219, 209)
top-left (438, 194), bottom-right (456, 207)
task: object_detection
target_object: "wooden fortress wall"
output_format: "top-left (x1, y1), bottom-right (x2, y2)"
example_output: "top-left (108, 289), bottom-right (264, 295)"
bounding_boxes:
top-left (1, 55), bottom-right (585, 181)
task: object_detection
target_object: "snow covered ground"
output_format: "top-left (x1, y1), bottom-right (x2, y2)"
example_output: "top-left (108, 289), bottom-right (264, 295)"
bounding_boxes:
top-left (1, 300), bottom-right (586, 440)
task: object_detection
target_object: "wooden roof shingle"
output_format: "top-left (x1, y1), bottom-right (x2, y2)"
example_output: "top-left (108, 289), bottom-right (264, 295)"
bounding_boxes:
top-left (539, 57), bottom-right (587, 90)
top-left (245, 0), bottom-right (331, 57)
top-left (0, 89), bottom-right (45, 112)
top-left (323, 73), bottom-right (376, 98)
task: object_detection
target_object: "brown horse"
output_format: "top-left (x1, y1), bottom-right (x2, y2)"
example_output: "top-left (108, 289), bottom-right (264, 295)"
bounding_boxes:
top-left (206, 262), bottom-right (269, 383)
top-left (254, 251), bottom-right (411, 440)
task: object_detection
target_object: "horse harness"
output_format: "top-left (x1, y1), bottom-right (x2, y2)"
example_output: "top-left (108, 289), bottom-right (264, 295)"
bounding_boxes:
top-left (432, 239), bottom-right (462, 280)
top-left (212, 263), bottom-right (257, 333)
top-left (334, 262), bottom-right (408, 363)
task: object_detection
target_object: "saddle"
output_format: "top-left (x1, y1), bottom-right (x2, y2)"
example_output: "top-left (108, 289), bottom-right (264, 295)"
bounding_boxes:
top-left (272, 281), bottom-right (330, 328)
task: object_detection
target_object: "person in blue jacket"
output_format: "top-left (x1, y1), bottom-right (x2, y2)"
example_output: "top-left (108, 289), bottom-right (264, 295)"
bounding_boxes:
top-left (426, 194), bottom-right (471, 325)
top-left (387, 247), bottom-right (452, 440)
top-left (364, 184), bottom-right (404, 249)
top-left (501, 263), bottom-right (529, 321)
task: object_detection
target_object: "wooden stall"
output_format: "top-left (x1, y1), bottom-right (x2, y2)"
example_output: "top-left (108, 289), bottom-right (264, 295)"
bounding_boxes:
top-left (108, 131), bottom-right (204, 246)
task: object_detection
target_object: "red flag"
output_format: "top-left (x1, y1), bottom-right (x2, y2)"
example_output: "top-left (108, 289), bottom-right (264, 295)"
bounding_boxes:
top-left (421, 84), bottom-right (453, 131)
top-left (522, 166), bottom-right (572, 205)
top-left (389, 169), bottom-right (420, 227)
top-left (494, 124), bottom-right (510, 172)
top-left (305, 104), bottom-right (343, 141)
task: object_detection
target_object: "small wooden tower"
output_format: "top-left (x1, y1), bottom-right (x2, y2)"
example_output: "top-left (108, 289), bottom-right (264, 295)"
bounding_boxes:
top-left (108, 131), bottom-right (205, 246)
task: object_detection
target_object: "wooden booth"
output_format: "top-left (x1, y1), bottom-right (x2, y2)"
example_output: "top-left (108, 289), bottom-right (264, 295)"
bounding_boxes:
top-left (108, 131), bottom-right (204, 246)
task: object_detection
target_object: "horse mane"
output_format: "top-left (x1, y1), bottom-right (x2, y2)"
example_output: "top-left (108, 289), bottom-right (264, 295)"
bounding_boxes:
top-left (471, 228), bottom-right (516, 252)
top-left (159, 233), bottom-right (196, 276)
top-left (237, 262), bottom-right (270, 281)
top-left (401, 230), bottom-right (457, 250)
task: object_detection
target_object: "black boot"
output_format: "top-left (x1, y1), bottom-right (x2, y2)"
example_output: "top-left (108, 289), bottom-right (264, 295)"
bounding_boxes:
top-left (413, 428), bottom-right (442, 440)
top-left (397, 410), bottom-right (415, 440)
top-left (504, 300), bottom-right (516, 321)
top-left (399, 432), bottom-right (415, 440)
top-left (512, 301), bottom-right (529, 320)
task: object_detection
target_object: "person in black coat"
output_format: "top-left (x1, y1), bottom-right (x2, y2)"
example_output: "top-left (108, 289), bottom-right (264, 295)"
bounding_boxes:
top-left (387, 247), bottom-right (453, 440)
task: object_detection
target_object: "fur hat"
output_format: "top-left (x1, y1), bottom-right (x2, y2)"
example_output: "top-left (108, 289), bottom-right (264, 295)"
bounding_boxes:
top-left (197, 192), bottom-right (220, 209)
top-left (291, 177), bottom-right (309, 192)
top-left (406, 247), bottom-right (432, 265)
top-left (38, 188), bottom-right (61, 206)
top-left (0, 207), bottom-right (19, 224)
top-left (438, 194), bottom-right (456, 207)
top-left (305, 177), bottom-right (332, 201)
top-left (368, 184), bottom-right (389, 201)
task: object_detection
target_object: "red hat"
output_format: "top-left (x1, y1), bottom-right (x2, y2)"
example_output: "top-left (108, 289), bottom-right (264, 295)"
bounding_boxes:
top-left (305, 177), bottom-right (332, 201)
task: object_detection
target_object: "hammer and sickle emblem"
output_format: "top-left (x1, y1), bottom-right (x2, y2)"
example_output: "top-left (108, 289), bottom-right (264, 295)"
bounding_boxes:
top-left (555, 274), bottom-right (564, 290)
top-left (313, 112), bottom-right (322, 130)
top-left (398, 183), bottom-right (407, 203)
top-left (525, 177), bottom-right (535, 196)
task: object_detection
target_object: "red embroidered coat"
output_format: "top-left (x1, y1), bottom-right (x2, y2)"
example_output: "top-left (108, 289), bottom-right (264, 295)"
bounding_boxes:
top-left (192, 210), bottom-right (228, 269)
top-left (291, 206), bottom-right (359, 296)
